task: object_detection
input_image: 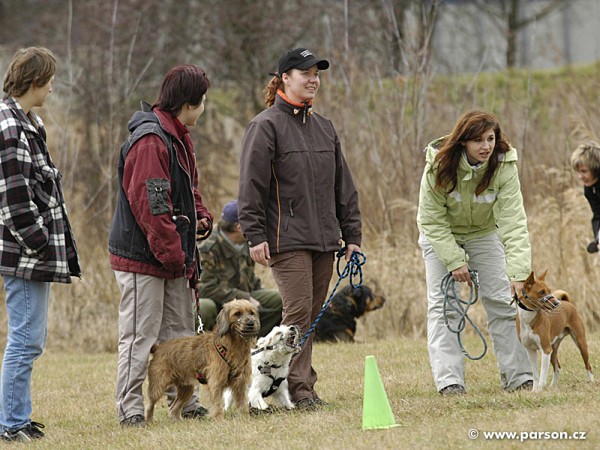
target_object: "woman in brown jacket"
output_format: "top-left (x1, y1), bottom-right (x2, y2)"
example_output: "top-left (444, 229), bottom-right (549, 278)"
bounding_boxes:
top-left (238, 47), bottom-right (362, 410)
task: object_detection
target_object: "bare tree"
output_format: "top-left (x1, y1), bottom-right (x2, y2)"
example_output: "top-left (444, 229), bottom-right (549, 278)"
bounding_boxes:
top-left (473, 0), bottom-right (569, 68)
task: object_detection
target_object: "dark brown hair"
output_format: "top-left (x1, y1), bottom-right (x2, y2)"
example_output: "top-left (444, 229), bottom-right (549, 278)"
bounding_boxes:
top-left (434, 110), bottom-right (511, 195)
top-left (154, 64), bottom-right (210, 115)
top-left (3, 47), bottom-right (56, 98)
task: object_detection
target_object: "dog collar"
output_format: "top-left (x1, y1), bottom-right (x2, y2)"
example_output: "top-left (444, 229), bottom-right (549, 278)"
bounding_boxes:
top-left (515, 291), bottom-right (559, 312)
top-left (513, 293), bottom-right (534, 312)
top-left (251, 345), bottom-right (276, 356)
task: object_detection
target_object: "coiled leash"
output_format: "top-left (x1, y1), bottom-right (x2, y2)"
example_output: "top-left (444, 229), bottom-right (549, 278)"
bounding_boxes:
top-left (440, 270), bottom-right (487, 360)
top-left (298, 248), bottom-right (366, 347)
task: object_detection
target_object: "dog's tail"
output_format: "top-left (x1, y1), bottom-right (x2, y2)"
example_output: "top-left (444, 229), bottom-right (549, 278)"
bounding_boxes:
top-left (553, 290), bottom-right (570, 302)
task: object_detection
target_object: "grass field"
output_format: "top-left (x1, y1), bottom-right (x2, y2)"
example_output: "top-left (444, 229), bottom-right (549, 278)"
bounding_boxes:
top-left (16, 333), bottom-right (599, 449)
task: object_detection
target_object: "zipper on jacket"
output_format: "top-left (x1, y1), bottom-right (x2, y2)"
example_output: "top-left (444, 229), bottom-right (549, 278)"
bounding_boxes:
top-left (272, 163), bottom-right (281, 253)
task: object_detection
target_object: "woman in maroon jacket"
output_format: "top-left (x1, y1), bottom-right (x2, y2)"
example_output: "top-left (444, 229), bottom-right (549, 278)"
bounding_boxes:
top-left (109, 65), bottom-right (213, 427)
top-left (238, 48), bottom-right (362, 410)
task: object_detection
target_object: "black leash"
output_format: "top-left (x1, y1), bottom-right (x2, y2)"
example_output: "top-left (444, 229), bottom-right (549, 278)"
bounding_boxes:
top-left (440, 270), bottom-right (487, 361)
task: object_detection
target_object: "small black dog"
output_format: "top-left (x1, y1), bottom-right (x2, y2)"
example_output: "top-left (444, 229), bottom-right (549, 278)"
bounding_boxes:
top-left (315, 285), bottom-right (386, 343)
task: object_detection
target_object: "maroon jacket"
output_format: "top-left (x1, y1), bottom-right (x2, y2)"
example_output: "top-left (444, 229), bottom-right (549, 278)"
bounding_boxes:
top-left (110, 108), bottom-right (212, 280)
top-left (238, 91), bottom-right (361, 254)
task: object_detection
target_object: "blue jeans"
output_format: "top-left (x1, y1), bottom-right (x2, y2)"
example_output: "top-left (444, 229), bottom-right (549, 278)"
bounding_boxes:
top-left (0, 276), bottom-right (50, 431)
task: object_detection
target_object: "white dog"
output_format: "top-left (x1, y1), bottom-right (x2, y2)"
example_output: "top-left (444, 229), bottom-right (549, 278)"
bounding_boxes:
top-left (224, 324), bottom-right (301, 412)
top-left (247, 325), bottom-right (301, 411)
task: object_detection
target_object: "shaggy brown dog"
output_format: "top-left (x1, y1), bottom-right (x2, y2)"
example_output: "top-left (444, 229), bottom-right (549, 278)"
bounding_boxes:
top-left (145, 299), bottom-right (260, 421)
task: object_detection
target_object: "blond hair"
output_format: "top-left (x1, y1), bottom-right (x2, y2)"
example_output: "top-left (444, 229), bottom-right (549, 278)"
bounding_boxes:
top-left (570, 141), bottom-right (600, 177)
top-left (3, 47), bottom-right (56, 98)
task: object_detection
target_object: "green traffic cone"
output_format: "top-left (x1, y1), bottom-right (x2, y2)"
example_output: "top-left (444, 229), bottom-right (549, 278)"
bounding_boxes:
top-left (362, 355), bottom-right (399, 430)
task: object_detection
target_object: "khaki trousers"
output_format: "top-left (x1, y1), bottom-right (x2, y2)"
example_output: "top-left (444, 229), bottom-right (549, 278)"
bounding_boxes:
top-left (114, 271), bottom-right (199, 421)
top-left (269, 250), bottom-right (334, 403)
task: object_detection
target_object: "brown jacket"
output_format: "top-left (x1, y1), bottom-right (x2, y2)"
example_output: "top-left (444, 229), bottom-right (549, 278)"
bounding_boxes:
top-left (238, 92), bottom-right (361, 254)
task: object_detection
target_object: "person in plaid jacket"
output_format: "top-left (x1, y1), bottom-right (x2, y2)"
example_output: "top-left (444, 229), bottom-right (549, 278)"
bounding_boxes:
top-left (0, 47), bottom-right (81, 442)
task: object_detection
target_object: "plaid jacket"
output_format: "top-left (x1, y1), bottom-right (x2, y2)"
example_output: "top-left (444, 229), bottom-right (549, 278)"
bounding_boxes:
top-left (0, 97), bottom-right (81, 283)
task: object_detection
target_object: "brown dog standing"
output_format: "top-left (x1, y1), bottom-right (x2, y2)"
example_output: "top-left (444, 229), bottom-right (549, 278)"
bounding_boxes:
top-left (145, 299), bottom-right (260, 421)
top-left (515, 271), bottom-right (594, 391)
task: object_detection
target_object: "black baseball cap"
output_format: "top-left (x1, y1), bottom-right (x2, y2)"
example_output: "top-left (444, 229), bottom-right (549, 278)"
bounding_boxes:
top-left (275, 48), bottom-right (329, 76)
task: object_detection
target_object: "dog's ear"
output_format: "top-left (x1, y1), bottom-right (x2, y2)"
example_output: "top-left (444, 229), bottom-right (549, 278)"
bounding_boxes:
top-left (539, 269), bottom-right (548, 281)
top-left (259, 327), bottom-right (277, 348)
top-left (525, 271), bottom-right (535, 286)
top-left (353, 286), bottom-right (368, 313)
top-left (265, 329), bottom-right (282, 347)
top-left (216, 303), bottom-right (231, 337)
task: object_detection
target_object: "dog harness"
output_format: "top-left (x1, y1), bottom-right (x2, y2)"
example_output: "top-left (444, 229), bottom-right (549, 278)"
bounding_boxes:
top-left (258, 363), bottom-right (285, 397)
top-left (195, 341), bottom-right (239, 384)
top-left (195, 372), bottom-right (207, 385)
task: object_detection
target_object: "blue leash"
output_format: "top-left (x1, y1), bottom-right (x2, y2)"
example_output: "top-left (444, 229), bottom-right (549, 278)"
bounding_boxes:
top-left (440, 270), bottom-right (488, 361)
top-left (299, 248), bottom-right (366, 347)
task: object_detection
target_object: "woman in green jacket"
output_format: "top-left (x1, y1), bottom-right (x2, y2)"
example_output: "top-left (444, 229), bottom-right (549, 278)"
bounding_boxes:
top-left (417, 110), bottom-right (533, 395)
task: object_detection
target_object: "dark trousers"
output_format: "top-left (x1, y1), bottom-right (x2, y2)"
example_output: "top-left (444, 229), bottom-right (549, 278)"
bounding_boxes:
top-left (269, 250), bottom-right (334, 402)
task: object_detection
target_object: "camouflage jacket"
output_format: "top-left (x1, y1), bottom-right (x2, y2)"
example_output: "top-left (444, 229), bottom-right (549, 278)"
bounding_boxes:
top-left (197, 228), bottom-right (261, 306)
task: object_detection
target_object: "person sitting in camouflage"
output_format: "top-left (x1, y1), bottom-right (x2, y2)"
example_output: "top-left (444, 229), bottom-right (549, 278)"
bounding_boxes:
top-left (197, 200), bottom-right (282, 337)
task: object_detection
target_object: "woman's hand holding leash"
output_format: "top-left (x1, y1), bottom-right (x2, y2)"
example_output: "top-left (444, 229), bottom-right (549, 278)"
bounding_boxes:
top-left (250, 241), bottom-right (270, 266)
top-left (345, 243), bottom-right (361, 262)
top-left (452, 264), bottom-right (472, 286)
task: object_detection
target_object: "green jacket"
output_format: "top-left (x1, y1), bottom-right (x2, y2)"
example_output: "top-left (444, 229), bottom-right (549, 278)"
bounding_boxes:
top-left (197, 228), bottom-right (261, 306)
top-left (416, 137), bottom-right (531, 281)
